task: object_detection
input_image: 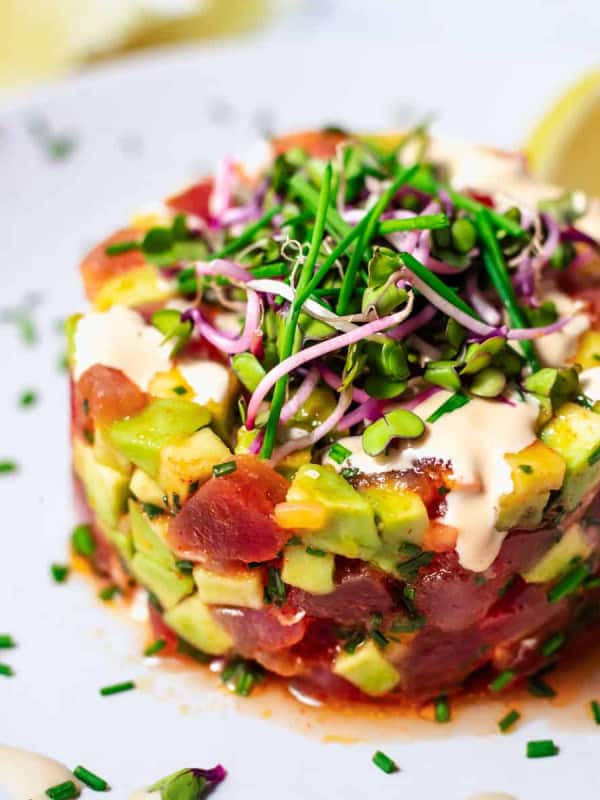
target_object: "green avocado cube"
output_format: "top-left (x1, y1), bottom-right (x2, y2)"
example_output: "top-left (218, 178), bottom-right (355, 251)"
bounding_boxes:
top-left (129, 468), bottom-right (168, 509)
top-left (129, 500), bottom-right (175, 568)
top-left (359, 486), bottom-right (428, 547)
top-left (281, 546), bottom-right (335, 595)
top-left (333, 640), bottom-right (400, 696)
top-left (131, 553), bottom-right (194, 610)
top-left (164, 593), bottom-right (233, 655)
top-left (287, 465), bottom-right (379, 559)
top-left (193, 565), bottom-right (264, 609)
top-left (107, 398), bottom-right (211, 479)
top-left (74, 439), bottom-right (129, 529)
top-left (541, 402), bottom-right (600, 510)
top-left (522, 524), bottom-right (592, 583)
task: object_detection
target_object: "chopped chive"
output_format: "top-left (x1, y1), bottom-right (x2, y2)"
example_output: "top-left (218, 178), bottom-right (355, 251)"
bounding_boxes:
top-left (337, 164), bottom-right (419, 314)
top-left (142, 502), bottom-right (164, 520)
top-left (211, 205), bottom-right (282, 260)
top-left (588, 445), bottom-right (600, 466)
top-left (45, 780), bottom-right (79, 799)
top-left (0, 663), bottom-right (14, 677)
top-left (527, 675), bottom-right (556, 698)
top-left (371, 630), bottom-right (389, 649)
top-left (341, 466), bottom-right (360, 480)
top-left (71, 523), bottom-right (95, 557)
top-left (526, 739), bottom-right (559, 758)
top-left (0, 460), bottom-right (18, 475)
top-left (105, 240), bottom-right (140, 256)
top-left (498, 709), bottom-right (521, 732)
top-left (328, 442), bottom-right (352, 465)
top-left (99, 585), bottom-right (119, 601)
top-left (288, 175), bottom-right (351, 242)
top-left (212, 461), bottom-right (237, 478)
top-left (377, 213), bottom-right (449, 235)
top-left (434, 694), bottom-right (451, 723)
top-left (591, 699), bottom-right (600, 724)
top-left (235, 665), bottom-right (257, 697)
top-left (541, 632), bottom-right (566, 657)
top-left (261, 163), bottom-right (333, 458)
top-left (264, 566), bottom-right (287, 606)
top-left (176, 559), bottom-right (194, 574)
top-left (19, 389), bottom-right (38, 408)
top-left (144, 638), bottom-right (166, 657)
top-left (400, 250), bottom-right (481, 320)
top-left (372, 750), bottom-right (398, 774)
top-left (306, 546), bottom-right (327, 557)
top-left (343, 633), bottom-right (365, 654)
top-left (73, 765), bottom-right (110, 792)
top-left (0, 634), bottom-right (16, 649)
top-left (475, 209), bottom-right (538, 370)
top-left (51, 563), bottom-right (69, 583)
top-left (547, 562), bottom-right (589, 603)
top-left (426, 392), bottom-right (470, 424)
top-left (99, 680), bottom-right (135, 696)
top-left (518, 464), bottom-right (534, 474)
top-left (405, 171), bottom-right (525, 237)
top-left (489, 669), bottom-right (515, 692)
top-left (172, 385), bottom-right (188, 395)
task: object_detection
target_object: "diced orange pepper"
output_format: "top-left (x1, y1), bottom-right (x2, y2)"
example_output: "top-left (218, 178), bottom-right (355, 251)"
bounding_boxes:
top-left (273, 500), bottom-right (328, 530)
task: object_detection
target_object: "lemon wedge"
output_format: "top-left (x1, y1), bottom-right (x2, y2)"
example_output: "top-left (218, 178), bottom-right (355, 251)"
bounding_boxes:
top-left (526, 69), bottom-right (600, 196)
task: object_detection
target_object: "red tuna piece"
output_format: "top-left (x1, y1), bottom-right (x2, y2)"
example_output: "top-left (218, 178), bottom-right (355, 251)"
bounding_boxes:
top-left (211, 606), bottom-right (307, 656)
top-left (167, 178), bottom-right (213, 220)
top-left (168, 456), bottom-right (289, 563)
top-left (76, 365), bottom-right (148, 427)
top-left (80, 228), bottom-right (145, 302)
top-left (288, 560), bottom-right (394, 625)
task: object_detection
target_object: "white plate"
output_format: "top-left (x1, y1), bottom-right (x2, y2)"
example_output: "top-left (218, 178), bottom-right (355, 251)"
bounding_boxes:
top-left (1, 39), bottom-right (600, 800)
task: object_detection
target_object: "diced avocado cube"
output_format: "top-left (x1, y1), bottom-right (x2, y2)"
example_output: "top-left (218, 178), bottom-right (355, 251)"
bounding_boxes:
top-left (74, 439), bottom-right (129, 529)
top-left (158, 427), bottom-right (231, 500)
top-left (129, 500), bottom-right (174, 568)
top-left (193, 565), bottom-right (264, 609)
top-left (106, 527), bottom-right (134, 565)
top-left (541, 402), bottom-right (600, 510)
top-left (574, 330), bottom-right (600, 369)
top-left (94, 264), bottom-right (174, 311)
top-left (522, 523), bottom-right (592, 583)
top-left (164, 593), bottom-right (234, 655)
top-left (130, 468), bottom-right (168, 509)
top-left (148, 368), bottom-right (191, 399)
top-left (287, 465), bottom-right (380, 559)
top-left (107, 398), bottom-right (211, 478)
top-left (93, 427), bottom-right (131, 475)
top-left (359, 486), bottom-right (428, 547)
top-left (65, 313), bottom-right (82, 370)
top-left (333, 640), bottom-right (400, 696)
top-left (131, 553), bottom-right (194, 610)
top-left (281, 546), bottom-right (335, 595)
top-left (498, 440), bottom-right (566, 529)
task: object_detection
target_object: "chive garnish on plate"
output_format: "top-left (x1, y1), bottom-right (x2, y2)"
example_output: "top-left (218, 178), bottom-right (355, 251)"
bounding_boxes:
top-left (99, 680), bottom-right (136, 697)
top-left (372, 750), bottom-right (398, 774)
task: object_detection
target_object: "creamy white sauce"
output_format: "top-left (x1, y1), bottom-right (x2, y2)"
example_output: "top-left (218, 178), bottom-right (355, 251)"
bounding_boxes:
top-left (0, 745), bottom-right (81, 800)
top-left (73, 305), bottom-right (172, 390)
top-left (467, 794), bottom-right (517, 800)
top-left (129, 790), bottom-right (160, 800)
top-left (326, 391), bottom-right (538, 572)
top-left (535, 288), bottom-right (590, 367)
top-left (581, 367), bottom-right (600, 401)
top-left (178, 360), bottom-right (230, 406)
top-left (431, 139), bottom-right (600, 239)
